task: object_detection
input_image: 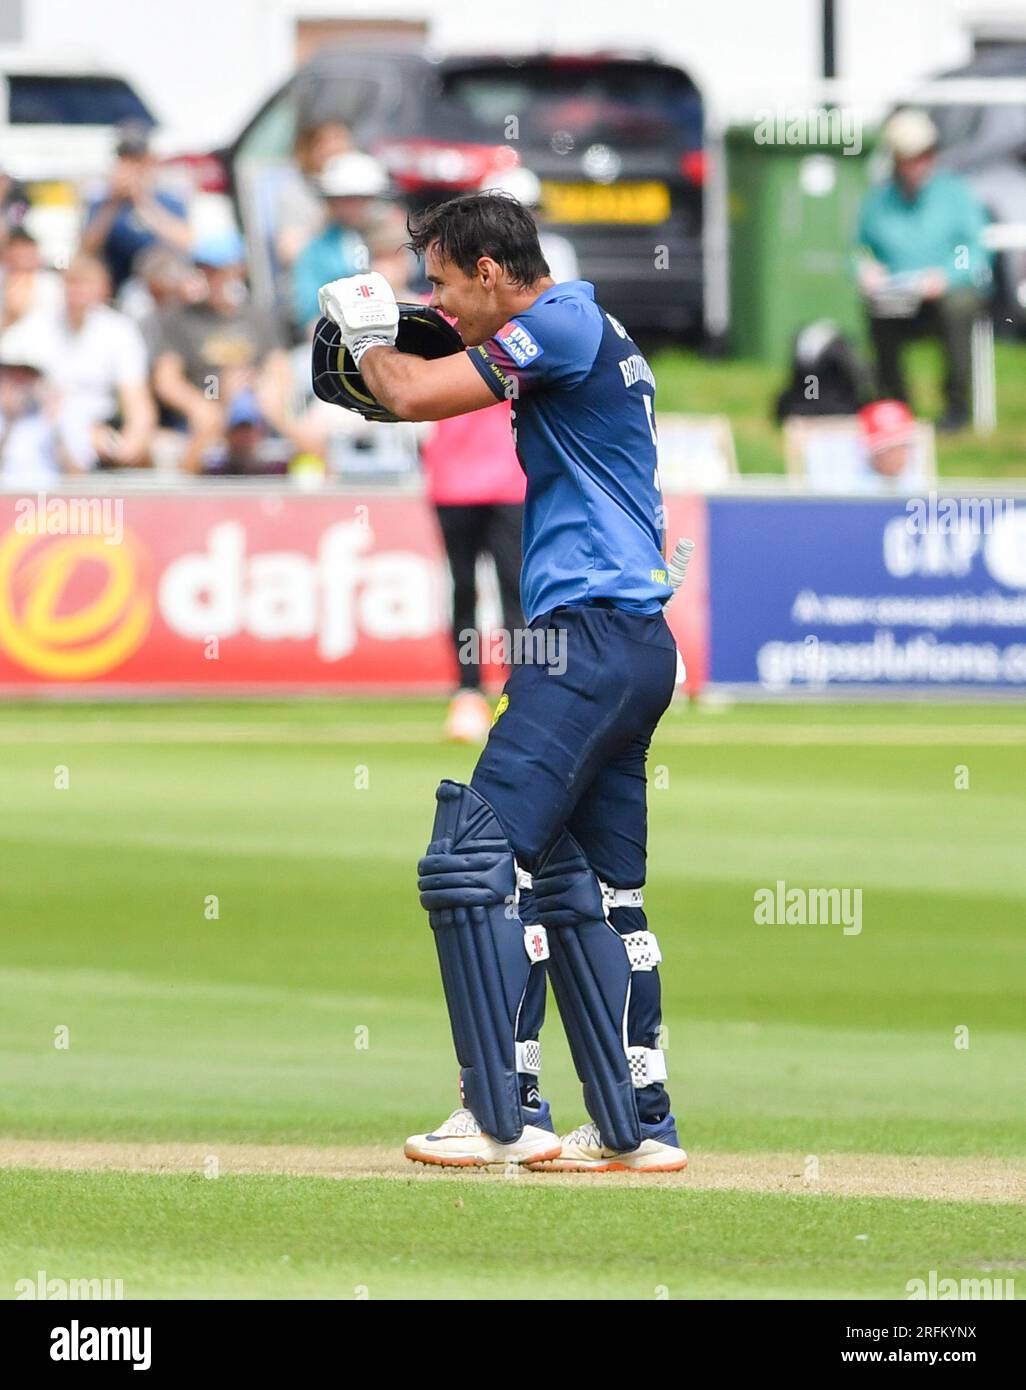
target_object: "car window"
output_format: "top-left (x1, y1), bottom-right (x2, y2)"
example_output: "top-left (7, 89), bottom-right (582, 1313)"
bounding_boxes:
top-left (440, 63), bottom-right (702, 149)
top-left (235, 84), bottom-right (300, 162)
top-left (297, 72), bottom-right (387, 130)
top-left (236, 73), bottom-right (390, 164)
top-left (7, 75), bottom-right (154, 125)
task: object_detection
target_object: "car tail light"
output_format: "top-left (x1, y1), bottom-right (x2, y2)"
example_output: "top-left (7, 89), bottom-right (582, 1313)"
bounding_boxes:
top-left (375, 139), bottom-right (518, 192)
top-left (679, 150), bottom-right (706, 186)
top-left (159, 153), bottom-right (229, 195)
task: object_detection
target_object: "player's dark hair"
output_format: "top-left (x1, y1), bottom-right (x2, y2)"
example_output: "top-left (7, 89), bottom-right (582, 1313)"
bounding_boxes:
top-left (407, 191), bottom-right (549, 289)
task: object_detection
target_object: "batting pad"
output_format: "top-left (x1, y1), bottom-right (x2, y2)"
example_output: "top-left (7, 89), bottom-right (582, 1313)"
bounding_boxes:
top-left (533, 834), bottom-right (642, 1154)
top-left (417, 781), bottom-right (529, 1144)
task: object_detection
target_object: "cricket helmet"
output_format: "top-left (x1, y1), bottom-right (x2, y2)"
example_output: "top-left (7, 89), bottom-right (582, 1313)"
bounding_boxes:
top-left (311, 303), bottom-right (465, 422)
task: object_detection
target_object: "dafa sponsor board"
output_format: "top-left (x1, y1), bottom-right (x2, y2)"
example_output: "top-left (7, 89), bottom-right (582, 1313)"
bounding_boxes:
top-left (0, 491), bottom-right (707, 690)
top-left (0, 494), bottom-right (452, 687)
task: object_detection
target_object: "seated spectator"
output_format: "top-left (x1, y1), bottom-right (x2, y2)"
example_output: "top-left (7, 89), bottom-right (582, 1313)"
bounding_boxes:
top-left (275, 121), bottom-right (353, 270)
top-left (291, 152), bottom-right (388, 331)
top-left (789, 399), bottom-right (933, 494)
top-left (854, 109), bottom-right (993, 432)
top-left (82, 123), bottom-right (191, 293)
top-left (0, 228), bottom-right (63, 332)
top-left (153, 231), bottom-right (295, 473)
top-left (0, 252), bottom-right (155, 469)
top-left (118, 244), bottom-right (196, 359)
top-left (287, 221), bottom-right (424, 476)
top-left (114, 245), bottom-right (204, 471)
top-left (858, 399), bottom-right (924, 483)
top-left (775, 320), bottom-right (870, 421)
top-left (0, 350), bottom-right (85, 485)
top-left (0, 164), bottom-right (30, 238)
top-left (366, 218), bottom-right (419, 304)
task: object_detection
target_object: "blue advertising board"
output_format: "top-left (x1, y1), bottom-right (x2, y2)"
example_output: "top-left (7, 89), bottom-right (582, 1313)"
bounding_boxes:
top-left (707, 494), bottom-right (1026, 692)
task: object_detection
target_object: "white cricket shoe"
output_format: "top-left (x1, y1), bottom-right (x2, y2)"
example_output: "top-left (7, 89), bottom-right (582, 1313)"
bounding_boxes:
top-left (404, 1108), bottom-right (562, 1167)
top-left (526, 1121), bottom-right (688, 1173)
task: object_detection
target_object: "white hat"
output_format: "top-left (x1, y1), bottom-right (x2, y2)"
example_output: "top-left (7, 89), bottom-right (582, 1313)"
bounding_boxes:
top-left (318, 152), bottom-right (388, 198)
top-left (480, 166), bottom-right (542, 208)
top-left (883, 109), bottom-right (939, 160)
top-left (0, 319), bottom-right (54, 376)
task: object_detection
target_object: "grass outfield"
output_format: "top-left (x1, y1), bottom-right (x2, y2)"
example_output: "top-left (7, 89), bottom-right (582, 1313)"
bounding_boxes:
top-left (3, 1169), bottom-right (1023, 1301)
top-left (0, 697), bottom-right (1023, 1299)
top-left (650, 340), bottom-right (1026, 479)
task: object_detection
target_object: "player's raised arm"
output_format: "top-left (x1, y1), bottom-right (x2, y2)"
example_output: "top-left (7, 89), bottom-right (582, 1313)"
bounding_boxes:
top-left (317, 195), bottom-right (557, 424)
top-left (316, 271), bottom-right (499, 421)
top-left (362, 343), bottom-right (499, 422)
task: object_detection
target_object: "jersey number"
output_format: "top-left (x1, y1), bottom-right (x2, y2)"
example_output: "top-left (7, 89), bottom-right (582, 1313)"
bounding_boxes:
top-left (643, 394), bottom-right (658, 448)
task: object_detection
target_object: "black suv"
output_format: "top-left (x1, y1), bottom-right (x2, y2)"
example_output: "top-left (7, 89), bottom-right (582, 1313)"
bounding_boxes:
top-left (221, 47), bottom-right (706, 338)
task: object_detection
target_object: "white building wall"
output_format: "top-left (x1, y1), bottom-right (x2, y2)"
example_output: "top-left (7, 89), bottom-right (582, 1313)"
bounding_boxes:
top-left (19, 0), bottom-right (1023, 149)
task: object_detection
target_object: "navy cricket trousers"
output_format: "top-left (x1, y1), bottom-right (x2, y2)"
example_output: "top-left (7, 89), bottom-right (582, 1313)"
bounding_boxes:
top-left (470, 602), bottom-right (678, 1125)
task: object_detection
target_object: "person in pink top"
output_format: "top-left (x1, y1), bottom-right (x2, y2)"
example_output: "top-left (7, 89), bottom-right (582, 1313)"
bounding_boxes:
top-left (422, 390), bottom-right (526, 741)
top-left (371, 226), bottom-right (526, 741)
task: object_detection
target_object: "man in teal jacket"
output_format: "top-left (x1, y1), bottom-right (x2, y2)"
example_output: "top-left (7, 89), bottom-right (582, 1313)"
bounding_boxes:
top-left (291, 152), bottom-right (386, 331)
top-left (855, 108), bottom-right (992, 431)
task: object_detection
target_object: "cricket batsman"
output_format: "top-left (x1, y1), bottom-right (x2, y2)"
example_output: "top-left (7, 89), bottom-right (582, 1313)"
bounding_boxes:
top-left (317, 191), bottom-right (686, 1173)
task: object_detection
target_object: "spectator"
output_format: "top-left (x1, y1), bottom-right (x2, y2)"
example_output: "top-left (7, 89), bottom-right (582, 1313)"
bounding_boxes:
top-left (115, 245), bottom-right (202, 472)
top-left (794, 399), bottom-right (931, 494)
top-left (1, 252), bottom-right (155, 469)
top-left (858, 399), bottom-right (920, 483)
top-left (360, 218), bottom-right (527, 738)
top-left (390, 208), bottom-right (528, 740)
top-left (0, 228), bottom-right (63, 332)
top-left (287, 221), bottom-right (424, 475)
top-left (480, 167), bottom-right (580, 284)
top-left (854, 108), bottom-right (992, 432)
top-left (153, 231), bottom-right (294, 473)
top-left (118, 244), bottom-right (196, 359)
top-left (424, 399), bottom-right (527, 742)
top-left (275, 121), bottom-right (354, 269)
top-left (0, 165), bottom-right (30, 239)
top-left (82, 124), bottom-right (190, 292)
top-left (0, 350), bottom-right (83, 485)
top-left (366, 217), bottom-right (419, 302)
top-left (774, 320), bottom-right (870, 421)
top-left (291, 152), bottom-right (388, 331)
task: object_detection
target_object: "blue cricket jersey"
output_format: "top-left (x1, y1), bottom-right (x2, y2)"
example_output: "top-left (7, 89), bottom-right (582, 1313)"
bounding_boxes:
top-left (466, 280), bottom-right (671, 623)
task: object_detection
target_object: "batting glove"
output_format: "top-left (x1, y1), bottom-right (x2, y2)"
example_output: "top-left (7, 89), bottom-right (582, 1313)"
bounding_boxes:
top-left (318, 271), bottom-right (399, 367)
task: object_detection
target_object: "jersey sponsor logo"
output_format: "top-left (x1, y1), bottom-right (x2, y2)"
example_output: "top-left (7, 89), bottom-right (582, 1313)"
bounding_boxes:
top-left (491, 692), bottom-right (510, 726)
top-left (475, 346), bottom-right (516, 396)
top-left (496, 321), bottom-right (543, 367)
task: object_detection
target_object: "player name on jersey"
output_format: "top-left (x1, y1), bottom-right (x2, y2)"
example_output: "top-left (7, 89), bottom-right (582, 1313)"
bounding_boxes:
top-left (618, 353), bottom-right (657, 389)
